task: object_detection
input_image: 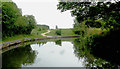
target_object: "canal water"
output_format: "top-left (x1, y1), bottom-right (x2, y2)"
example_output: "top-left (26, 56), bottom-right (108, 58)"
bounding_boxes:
top-left (2, 38), bottom-right (120, 68)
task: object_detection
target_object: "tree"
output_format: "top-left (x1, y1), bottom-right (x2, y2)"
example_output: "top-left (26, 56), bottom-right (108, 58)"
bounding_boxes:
top-left (2, 2), bottom-right (22, 37)
top-left (2, 1), bottom-right (37, 38)
top-left (57, 1), bottom-right (120, 30)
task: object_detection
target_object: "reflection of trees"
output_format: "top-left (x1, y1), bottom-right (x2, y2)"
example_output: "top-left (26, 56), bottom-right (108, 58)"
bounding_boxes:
top-left (55, 40), bottom-right (62, 46)
top-left (2, 45), bottom-right (37, 67)
top-left (37, 41), bottom-right (47, 47)
top-left (73, 38), bottom-right (116, 68)
top-left (90, 30), bottom-right (120, 68)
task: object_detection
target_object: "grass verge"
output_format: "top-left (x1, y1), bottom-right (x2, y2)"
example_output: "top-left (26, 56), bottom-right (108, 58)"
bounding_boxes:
top-left (47, 29), bottom-right (78, 36)
top-left (2, 29), bottom-right (47, 43)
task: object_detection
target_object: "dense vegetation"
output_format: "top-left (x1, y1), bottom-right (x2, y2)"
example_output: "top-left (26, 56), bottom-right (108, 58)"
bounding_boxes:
top-left (57, 1), bottom-right (120, 68)
top-left (0, 2), bottom-right (1, 24)
top-left (1, 1), bottom-right (50, 43)
top-left (58, 1), bottom-right (120, 31)
top-left (2, 2), bottom-right (36, 38)
top-left (57, 1), bottom-right (120, 45)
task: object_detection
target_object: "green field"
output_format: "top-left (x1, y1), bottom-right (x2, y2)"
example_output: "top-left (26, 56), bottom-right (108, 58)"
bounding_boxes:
top-left (46, 29), bottom-right (78, 36)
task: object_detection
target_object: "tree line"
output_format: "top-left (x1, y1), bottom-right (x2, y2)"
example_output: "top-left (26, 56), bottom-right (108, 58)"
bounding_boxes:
top-left (1, 1), bottom-right (50, 38)
top-left (36, 25), bottom-right (49, 31)
top-left (2, 2), bottom-right (37, 38)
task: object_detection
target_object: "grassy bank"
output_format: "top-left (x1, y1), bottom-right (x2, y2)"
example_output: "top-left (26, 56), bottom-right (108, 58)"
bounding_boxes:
top-left (2, 28), bottom-right (103, 43)
top-left (47, 29), bottom-right (78, 36)
top-left (2, 29), bottom-right (47, 43)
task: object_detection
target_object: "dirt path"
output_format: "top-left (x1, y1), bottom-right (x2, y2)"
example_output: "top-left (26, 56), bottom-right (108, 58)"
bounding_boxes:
top-left (41, 30), bottom-right (52, 37)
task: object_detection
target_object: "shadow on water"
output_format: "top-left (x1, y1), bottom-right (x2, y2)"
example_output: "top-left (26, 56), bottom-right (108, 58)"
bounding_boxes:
top-left (2, 36), bottom-right (120, 68)
top-left (2, 45), bottom-right (37, 68)
top-left (2, 38), bottom-right (75, 68)
top-left (90, 30), bottom-right (120, 68)
top-left (73, 29), bottom-right (120, 68)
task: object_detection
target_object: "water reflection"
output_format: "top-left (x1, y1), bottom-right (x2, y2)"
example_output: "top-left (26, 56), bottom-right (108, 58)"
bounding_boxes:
top-left (2, 38), bottom-right (120, 68)
top-left (2, 39), bottom-right (85, 67)
top-left (55, 40), bottom-right (62, 46)
top-left (73, 38), bottom-right (120, 68)
top-left (59, 49), bottom-right (65, 55)
top-left (89, 30), bottom-right (120, 68)
top-left (25, 41), bottom-right (84, 67)
top-left (2, 45), bottom-right (37, 67)
top-left (37, 41), bottom-right (47, 47)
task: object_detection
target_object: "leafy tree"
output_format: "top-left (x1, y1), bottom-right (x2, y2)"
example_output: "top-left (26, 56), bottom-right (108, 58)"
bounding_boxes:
top-left (24, 15), bottom-right (36, 29)
top-left (23, 15), bottom-right (36, 34)
top-left (57, 1), bottom-right (120, 68)
top-left (2, 1), bottom-right (37, 38)
top-left (2, 2), bottom-right (21, 37)
top-left (57, 1), bottom-right (120, 30)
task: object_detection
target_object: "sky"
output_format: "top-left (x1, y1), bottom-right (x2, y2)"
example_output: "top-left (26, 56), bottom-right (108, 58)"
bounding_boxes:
top-left (12, 0), bottom-right (74, 29)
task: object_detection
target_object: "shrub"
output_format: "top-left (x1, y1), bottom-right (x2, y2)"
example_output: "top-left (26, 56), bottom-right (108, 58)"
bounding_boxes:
top-left (56, 29), bottom-right (61, 35)
top-left (74, 30), bottom-right (80, 35)
top-left (38, 28), bottom-right (41, 31)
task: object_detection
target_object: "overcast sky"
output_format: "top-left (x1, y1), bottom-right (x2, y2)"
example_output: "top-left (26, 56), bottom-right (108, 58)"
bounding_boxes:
top-left (12, 0), bottom-right (74, 29)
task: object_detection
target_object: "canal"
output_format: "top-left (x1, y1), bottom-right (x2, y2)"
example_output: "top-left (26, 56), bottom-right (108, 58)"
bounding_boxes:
top-left (2, 38), bottom-right (120, 68)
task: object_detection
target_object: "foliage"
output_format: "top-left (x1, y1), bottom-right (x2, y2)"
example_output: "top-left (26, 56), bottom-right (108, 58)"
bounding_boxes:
top-left (36, 25), bottom-right (49, 31)
top-left (2, 2), bottom-right (36, 38)
top-left (0, 2), bottom-right (1, 24)
top-left (0, 2), bottom-right (2, 40)
top-left (57, 1), bottom-right (120, 68)
top-left (56, 29), bottom-right (61, 35)
top-left (57, 1), bottom-right (120, 31)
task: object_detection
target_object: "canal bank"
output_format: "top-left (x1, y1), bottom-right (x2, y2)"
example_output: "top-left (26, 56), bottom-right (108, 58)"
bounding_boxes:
top-left (0, 36), bottom-right (80, 50)
top-left (1, 30), bottom-right (79, 49)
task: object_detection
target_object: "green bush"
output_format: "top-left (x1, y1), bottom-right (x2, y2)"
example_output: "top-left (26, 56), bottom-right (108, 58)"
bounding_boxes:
top-left (56, 29), bottom-right (61, 35)
top-left (73, 30), bottom-right (80, 35)
top-left (38, 28), bottom-right (41, 31)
